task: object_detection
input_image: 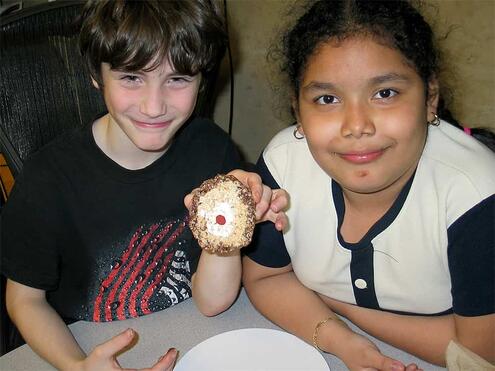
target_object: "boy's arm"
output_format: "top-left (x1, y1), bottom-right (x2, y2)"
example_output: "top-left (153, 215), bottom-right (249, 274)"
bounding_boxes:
top-left (6, 279), bottom-right (177, 371)
top-left (6, 279), bottom-right (86, 369)
top-left (191, 251), bottom-right (242, 316)
top-left (187, 169), bottom-right (288, 316)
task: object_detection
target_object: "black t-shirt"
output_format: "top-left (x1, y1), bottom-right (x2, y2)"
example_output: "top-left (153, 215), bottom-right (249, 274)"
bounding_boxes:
top-left (1, 116), bottom-right (242, 322)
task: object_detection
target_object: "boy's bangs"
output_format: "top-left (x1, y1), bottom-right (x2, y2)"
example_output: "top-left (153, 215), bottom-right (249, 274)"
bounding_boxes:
top-left (106, 5), bottom-right (168, 73)
top-left (107, 3), bottom-right (205, 76)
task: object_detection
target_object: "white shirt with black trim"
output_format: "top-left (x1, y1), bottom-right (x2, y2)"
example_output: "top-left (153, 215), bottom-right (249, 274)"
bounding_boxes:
top-left (248, 120), bottom-right (495, 316)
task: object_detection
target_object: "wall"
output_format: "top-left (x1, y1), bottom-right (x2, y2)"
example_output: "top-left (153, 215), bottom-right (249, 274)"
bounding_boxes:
top-left (214, 0), bottom-right (495, 163)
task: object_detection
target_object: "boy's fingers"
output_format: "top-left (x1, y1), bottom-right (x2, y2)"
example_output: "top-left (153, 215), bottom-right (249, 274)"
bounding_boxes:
top-left (228, 169), bottom-right (263, 202)
top-left (270, 189), bottom-right (289, 213)
top-left (245, 173), bottom-right (263, 203)
top-left (151, 348), bottom-right (178, 371)
top-left (184, 188), bottom-right (198, 210)
top-left (255, 185), bottom-right (271, 219)
top-left (93, 328), bottom-right (135, 360)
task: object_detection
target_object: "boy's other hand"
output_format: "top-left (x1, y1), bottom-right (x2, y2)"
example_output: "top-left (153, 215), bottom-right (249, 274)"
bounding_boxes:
top-left (184, 170), bottom-right (289, 232)
top-left (74, 328), bottom-right (177, 371)
top-left (227, 169), bottom-right (288, 231)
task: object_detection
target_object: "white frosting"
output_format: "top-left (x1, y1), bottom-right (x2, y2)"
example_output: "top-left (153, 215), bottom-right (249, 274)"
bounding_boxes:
top-left (199, 202), bottom-right (235, 238)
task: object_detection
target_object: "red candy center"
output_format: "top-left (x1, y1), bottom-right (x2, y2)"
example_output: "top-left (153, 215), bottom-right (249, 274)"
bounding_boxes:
top-left (216, 215), bottom-right (226, 225)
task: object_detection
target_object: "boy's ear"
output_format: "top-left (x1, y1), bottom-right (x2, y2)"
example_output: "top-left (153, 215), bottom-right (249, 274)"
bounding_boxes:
top-left (426, 77), bottom-right (440, 122)
top-left (91, 77), bottom-right (100, 90)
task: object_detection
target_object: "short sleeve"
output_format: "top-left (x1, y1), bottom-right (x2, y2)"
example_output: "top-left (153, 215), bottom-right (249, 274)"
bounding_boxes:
top-left (1, 161), bottom-right (62, 290)
top-left (245, 155), bottom-right (291, 268)
top-left (447, 194), bottom-right (495, 316)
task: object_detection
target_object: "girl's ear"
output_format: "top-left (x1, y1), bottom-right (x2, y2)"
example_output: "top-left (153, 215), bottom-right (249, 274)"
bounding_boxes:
top-left (426, 77), bottom-right (440, 122)
top-left (291, 97), bottom-right (304, 135)
top-left (91, 77), bottom-right (100, 90)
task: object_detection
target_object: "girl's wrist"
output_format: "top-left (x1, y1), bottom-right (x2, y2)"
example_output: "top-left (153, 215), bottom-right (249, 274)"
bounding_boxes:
top-left (313, 315), bottom-right (353, 354)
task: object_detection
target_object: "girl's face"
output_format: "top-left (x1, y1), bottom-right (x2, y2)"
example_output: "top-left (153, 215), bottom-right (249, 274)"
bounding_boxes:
top-left (296, 36), bottom-right (438, 196)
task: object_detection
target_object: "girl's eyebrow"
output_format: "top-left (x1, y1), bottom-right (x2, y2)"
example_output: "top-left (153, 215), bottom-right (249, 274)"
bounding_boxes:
top-left (302, 73), bottom-right (412, 92)
top-left (302, 81), bottom-right (338, 92)
top-left (370, 73), bottom-right (411, 85)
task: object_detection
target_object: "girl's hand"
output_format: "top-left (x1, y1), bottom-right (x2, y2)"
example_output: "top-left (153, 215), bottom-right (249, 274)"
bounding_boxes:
top-left (339, 332), bottom-right (422, 371)
top-left (72, 329), bottom-right (177, 371)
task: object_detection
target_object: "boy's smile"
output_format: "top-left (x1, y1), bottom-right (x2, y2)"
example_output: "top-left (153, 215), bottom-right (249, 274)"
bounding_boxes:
top-left (92, 60), bottom-right (201, 169)
top-left (297, 36), bottom-right (438, 198)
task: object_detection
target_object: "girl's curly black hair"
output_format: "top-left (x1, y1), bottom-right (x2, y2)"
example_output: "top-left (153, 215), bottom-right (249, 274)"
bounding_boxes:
top-left (279, 0), bottom-right (495, 150)
top-left (281, 0), bottom-right (436, 99)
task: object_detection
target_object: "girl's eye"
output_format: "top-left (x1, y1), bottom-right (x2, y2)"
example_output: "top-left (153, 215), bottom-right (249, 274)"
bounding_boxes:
top-left (315, 95), bottom-right (340, 105)
top-left (374, 89), bottom-right (398, 99)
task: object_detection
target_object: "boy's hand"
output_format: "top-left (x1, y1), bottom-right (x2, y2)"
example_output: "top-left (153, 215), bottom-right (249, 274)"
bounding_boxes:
top-left (226, 169), bottom-right (288, 231)
top-left (184, 170), bottom-right (289, 232)
top-left (73, 328), bottom-right (176, 371)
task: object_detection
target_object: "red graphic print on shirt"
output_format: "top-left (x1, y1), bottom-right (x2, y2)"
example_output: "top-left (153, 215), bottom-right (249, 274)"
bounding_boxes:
top-left (92, 218), bottom-right (192, 322)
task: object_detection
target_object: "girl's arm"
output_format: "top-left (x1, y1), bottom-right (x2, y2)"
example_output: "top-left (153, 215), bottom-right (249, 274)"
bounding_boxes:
top-left (323, 296), bottom-right (495, 366)
top-left (6, 279), bottom-right (176, 371)
top-left (242, 257), bottom-right (418, 371)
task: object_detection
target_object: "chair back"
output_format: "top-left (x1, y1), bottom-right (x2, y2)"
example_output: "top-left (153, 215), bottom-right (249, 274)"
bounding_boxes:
top-left (0, 1), bottom-right (106, 179)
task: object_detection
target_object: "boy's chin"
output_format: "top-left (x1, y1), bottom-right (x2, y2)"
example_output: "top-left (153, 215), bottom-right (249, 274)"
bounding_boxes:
top-left (137, 140), bottom-right (173, 153)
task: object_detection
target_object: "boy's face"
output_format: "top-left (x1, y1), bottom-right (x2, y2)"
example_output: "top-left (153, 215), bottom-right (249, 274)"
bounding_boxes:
top-left (94, 59), bottom-right (201, 157)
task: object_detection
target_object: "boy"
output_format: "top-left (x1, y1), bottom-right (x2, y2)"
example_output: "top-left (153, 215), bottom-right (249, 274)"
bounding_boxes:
top-left (0, 1), bottom-right (286, 370)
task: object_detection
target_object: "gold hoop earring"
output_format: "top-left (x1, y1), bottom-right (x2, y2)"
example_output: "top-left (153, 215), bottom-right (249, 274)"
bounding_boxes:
top-left (428, 114), bottom-right (440, 126)
top-left (293, 124), bottom-right (304, 139)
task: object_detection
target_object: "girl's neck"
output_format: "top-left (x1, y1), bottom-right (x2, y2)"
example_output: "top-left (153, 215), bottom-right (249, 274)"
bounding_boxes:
top-left (340, 166), bottom-right (416, 243)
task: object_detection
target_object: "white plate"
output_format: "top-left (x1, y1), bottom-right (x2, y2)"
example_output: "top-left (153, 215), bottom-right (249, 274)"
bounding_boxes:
top-left (175, 328), bottom-right (330, 371)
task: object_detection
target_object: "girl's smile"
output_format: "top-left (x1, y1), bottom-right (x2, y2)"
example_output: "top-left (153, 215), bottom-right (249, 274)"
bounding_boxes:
top-left (337, 147), bottom-right (388, 164)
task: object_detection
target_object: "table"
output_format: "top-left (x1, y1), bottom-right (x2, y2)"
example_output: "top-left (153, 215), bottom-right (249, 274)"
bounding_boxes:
top-left (0, 290), bottom-right (444, 370)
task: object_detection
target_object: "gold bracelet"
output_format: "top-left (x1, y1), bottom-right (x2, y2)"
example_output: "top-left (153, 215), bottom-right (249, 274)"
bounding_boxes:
top-left (312, 316), bottom-right (347, 352)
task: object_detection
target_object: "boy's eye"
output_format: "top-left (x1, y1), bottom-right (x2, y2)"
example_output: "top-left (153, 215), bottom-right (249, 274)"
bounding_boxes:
top-left (374, 89), bottom-right (398, 99)
top-left (168, 76), bottom-right (192, 84)
top-left (315, 95), bottom-right (340, 105)
top-left (120, 75), bottom-right (140, 83)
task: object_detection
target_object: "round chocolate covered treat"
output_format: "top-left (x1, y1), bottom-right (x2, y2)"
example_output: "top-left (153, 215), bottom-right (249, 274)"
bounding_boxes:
top-left (189, 174), bottom-right (256, 254)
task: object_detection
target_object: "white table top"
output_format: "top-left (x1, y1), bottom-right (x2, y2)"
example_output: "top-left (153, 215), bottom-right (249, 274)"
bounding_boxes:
top-left (0, 289), bottom-right (444, 370)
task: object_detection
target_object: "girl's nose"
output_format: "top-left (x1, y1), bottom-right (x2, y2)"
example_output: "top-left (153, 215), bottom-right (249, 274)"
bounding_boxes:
top-left (140, 87), bottom-right (166, 118)
top-left (340, 103), bottom-right (375, 138)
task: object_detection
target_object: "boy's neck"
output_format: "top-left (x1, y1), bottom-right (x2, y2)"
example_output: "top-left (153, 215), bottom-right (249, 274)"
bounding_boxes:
top-left (92, 114), bottom-right (169, 170)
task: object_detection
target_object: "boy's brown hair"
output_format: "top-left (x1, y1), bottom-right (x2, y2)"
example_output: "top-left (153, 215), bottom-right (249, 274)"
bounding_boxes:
top-left (79, 0), bottom-right (227, 86)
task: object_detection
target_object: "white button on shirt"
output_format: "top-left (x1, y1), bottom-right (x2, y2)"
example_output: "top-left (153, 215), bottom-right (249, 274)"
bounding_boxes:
top-left (355, 279), bottom-right (367, 289)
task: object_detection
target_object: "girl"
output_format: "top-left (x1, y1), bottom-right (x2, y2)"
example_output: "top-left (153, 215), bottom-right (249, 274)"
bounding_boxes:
top-left (243, 1), bottom-right (495, 370)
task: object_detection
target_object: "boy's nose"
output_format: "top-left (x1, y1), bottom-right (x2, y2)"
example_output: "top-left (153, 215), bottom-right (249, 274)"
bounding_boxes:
top-left (340, 103), bottom-right (375, 138)
top-left (140, 89), bottom-right (167, 118)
